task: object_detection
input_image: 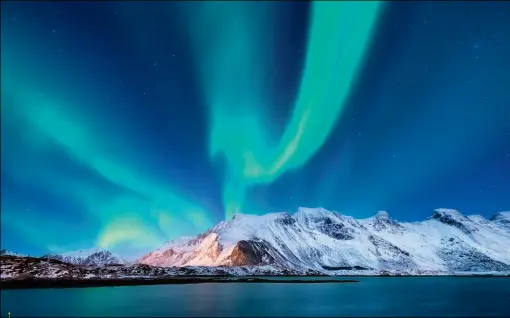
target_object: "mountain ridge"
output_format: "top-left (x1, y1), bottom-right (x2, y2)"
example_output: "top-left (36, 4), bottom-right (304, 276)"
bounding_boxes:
top-left (41, 248), bottom-right (127, 267)
top-left (4, 207), bottom-right (509, 275)
top-left (138, 207), bottom-right (510, 274)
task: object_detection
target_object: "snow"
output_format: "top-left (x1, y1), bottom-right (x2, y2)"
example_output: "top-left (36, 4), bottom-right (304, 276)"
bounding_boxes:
top-left (60, 247), bottom-right (105, 258)
top-left (467, 215), bottom-right (489, 224)
top-left (432, 208), bottom-right (465, 218)
top-left (375, 211), bottom-right (390, 219)
top-left (157, 236), bottom-right (195, 253)
top-left (491, 211), bottom-right (510, 222)
top-left (45, 247), bottom-right (127, 266)
top-left (139, 207), bottom-right (510, 274)
top-left (1, 250), bottom-right (27, 257)
top-left (493, 211), bottom-right (510, 218)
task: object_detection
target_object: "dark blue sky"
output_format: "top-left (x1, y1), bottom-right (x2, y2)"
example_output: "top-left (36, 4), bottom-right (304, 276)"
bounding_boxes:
top-left (1, 1), bottom-right (509, 258)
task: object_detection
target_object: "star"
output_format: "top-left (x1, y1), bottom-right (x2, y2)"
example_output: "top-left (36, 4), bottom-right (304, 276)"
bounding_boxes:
top-left (52, 29), bottom-right (56, 34)
top-left (153, 62), bottom-right (158, 67)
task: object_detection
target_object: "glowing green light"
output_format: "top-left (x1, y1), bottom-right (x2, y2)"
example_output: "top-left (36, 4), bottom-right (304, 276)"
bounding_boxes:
top-left (185, 1), bottom-right (383, 218)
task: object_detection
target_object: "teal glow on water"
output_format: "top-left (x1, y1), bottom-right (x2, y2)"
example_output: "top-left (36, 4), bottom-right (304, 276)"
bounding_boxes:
top-left (2, 277), bottom-right (510, 317)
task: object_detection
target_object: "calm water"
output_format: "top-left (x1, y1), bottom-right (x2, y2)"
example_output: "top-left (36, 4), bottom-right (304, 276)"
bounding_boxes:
top-left (2, 277), bottom-right (510, 317)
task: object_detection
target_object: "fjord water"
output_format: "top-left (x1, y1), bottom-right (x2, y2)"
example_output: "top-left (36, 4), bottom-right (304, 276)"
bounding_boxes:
top-left (2, 277), bottom-right (510, 317)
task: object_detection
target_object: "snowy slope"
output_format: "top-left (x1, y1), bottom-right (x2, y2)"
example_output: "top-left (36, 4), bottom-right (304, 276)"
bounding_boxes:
top-left (42, 248), bottom-right (127, 267)
top-left (0, 249), bottom-right (28, 257)
top-left (139, 208), bottom-right (510, 274)
top-left (491, 211), bottom-right (510, 230)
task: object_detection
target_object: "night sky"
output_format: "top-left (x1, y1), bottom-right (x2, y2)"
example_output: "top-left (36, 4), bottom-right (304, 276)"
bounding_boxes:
top-left (1, 1), bottom-right (509, 259)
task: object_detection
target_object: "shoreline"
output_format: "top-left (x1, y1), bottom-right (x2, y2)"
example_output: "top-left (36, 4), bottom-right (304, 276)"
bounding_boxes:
top-left (2, 274), bottom-right (508, 290)
top-left (0, 277), bottom-right (359, 290)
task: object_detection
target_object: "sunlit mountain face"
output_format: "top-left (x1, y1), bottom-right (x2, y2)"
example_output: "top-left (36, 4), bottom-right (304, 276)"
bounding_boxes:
top-left (1, 1), bottom-right (509, 259)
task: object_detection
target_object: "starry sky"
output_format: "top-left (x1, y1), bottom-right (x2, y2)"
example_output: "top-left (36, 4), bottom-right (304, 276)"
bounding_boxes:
top-left (1, 1), bottom-right (509, 259)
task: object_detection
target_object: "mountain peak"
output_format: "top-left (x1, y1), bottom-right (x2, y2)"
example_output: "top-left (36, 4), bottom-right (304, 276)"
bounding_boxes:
top-left (295, 207), bottom-right (334, 218)
top-left (43, 247), bottom-right (126, 266)
top-left (430, 209), bottom-right (476, 234)
top-left (0, 249), bottom-right (27, 257)
top-left (297, 207), bottom-right (329, 214)
top-left (138, 207), bottom-right (510, 273)
top-left (431, 208), bottom-right (466, 221)
top-left (375, 211), bottom-right (390, 220)
top-left (490, 211), bottom-right (510, 222)
top-left (60, 247), bottom-right (107, 258)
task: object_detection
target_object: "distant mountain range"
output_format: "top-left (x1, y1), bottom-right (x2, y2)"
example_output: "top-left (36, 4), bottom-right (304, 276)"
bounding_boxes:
top-left (41, 248), bottom-right (127, 267)
top-left (0, 249), bottom-right (27, 257)
top-left (2, 208), bottom-right (510, 277)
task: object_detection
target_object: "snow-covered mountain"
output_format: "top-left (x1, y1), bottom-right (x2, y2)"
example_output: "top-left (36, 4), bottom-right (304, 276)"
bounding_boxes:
top-left (0, 249), bottom-right (27, 257)
top-left (0, 255), bottom-right (324, 280)
top-left (42, 248), bottom-right (127, 267)
top-left (138, 207), bottom-right (510, 274)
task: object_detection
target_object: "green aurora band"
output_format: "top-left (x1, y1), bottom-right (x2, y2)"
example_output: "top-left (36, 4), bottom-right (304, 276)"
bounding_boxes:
top-left (1, 29), bottom-right (214, 251)
top-left (184, 1), bottom-right (383, 219)
top-left (1, 82), bottom-right (214, 250)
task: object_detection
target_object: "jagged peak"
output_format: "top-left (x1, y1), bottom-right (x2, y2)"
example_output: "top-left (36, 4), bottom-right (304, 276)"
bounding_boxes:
top-left (41, 247), bottom-right (126, 266)
top-left (59, 247), bottom-right (108, 256)
top-left (431, 208), bottom-right (465, 220)
top-left (297, 207), bottom-right (330, 214)
top-left (375, 211), bottom-right (390, 220)
top-left (490, 211), bottom-right (510, 222)
top-left (228, 212), bottom-right (291, 225)
top-left (0, 249), bottom-right (27, 257)
top-left (430, 209), bottom-right (478, 234)
top-left (136, 205), bottom-right (510, 271)
top-left (295, 207), bottom-right (335, 218)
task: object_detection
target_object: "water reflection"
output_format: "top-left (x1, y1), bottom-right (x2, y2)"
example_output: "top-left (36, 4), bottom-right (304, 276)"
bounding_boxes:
top-left (2, 278), bottom-right (510, 317)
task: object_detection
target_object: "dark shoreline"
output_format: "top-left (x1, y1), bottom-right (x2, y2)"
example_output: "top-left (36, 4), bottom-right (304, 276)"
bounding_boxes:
top-left (0, 277), bottom-right (359, 290)
top-left (2, 275), bottom-right (508, 290)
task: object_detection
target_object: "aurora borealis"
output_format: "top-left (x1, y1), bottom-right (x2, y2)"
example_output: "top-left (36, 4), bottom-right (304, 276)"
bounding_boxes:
top-left (1, 1), bottom-right (509, 259)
